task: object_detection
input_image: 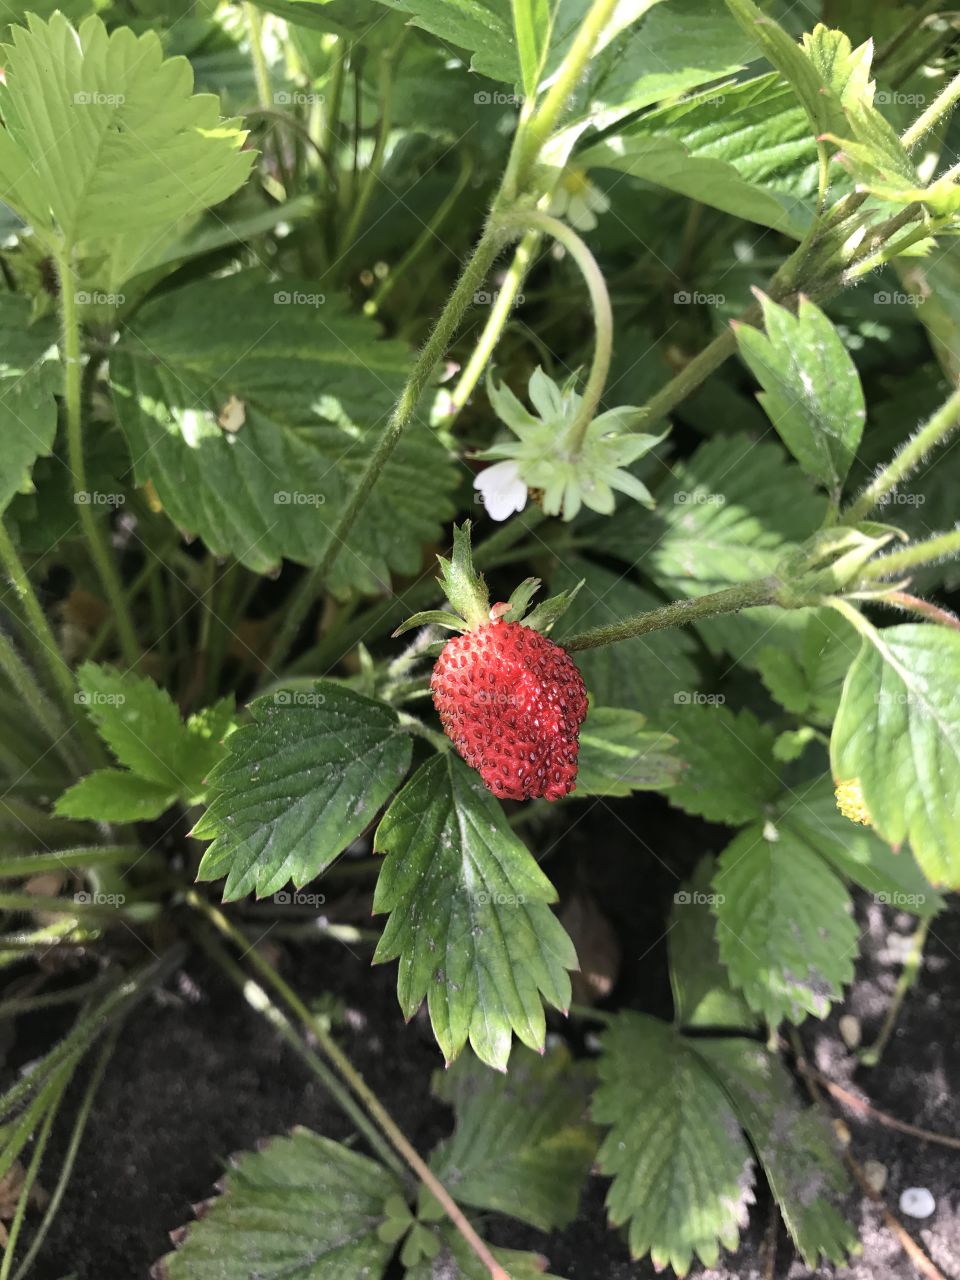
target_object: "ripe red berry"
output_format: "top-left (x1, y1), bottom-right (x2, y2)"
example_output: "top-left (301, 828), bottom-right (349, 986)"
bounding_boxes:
top-left (431, 618), bottom-right (588, 802)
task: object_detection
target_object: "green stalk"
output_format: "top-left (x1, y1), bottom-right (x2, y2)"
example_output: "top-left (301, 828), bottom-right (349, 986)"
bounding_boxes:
top-left (244, 2), bottom-right (273, 110)
top-left (56, 252), bottom-right (139, 667)
top-left (0, 629), bottom-right (82, 774)
top-left (447, 228), bottom-right (542, 416)
top-left (191, 899), bottom-right (510, 1280)
top-left (497, 210), bottom-right (612, 451)
top-left (339, 35), bottom-right (404, 254)
top-left (901, 69), bottom-right (960, 151)
top-left (844, 384), bottom-right (960, 523)
top-left (859, 918), bottom-right (929, 1068)
top-left (0, 522), bottom-right (76, 715)
top-left (563, 577), bottom-right (779, 652)
top-left (0, 846), bottom-right (143, 877)
top-left (860, 528), bottom-right (960, 581)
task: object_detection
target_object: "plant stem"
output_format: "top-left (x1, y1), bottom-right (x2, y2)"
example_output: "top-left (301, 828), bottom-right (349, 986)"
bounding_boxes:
top-left (497, 210), bottom-right (612, 451)
top-left (901, 69), bottom-right (960, 151)
top-left (339, 36), bottom-right (404, 255)
top-left (0, 522), bottom-right (76, 715)
top-left (0, 846), bottom-right (143, 877)
top-left (844, 384), bottom-right (960, 522)
top-left (860, 528), bottom-right (960, 581)
top-left (859, 917), bottom-right (930, 1068)
top-left (448, 228), bottom-right (541, 416)
top-left (563, 577), bottom-right (779, 652)
top-left (244, 2), bottom-right (273, 110)
top-left (191, 897), bottom-right (509, 1280)
top-left (882, 590), bottom-right (960, 630)
top-left (56, 252), bottom-right (139, 667)
top-left (0, 628), bottom-right (81, 774)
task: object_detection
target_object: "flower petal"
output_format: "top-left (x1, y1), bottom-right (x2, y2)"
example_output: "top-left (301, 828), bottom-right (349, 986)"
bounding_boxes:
top-left (473, 461), bottom-right (528, 521)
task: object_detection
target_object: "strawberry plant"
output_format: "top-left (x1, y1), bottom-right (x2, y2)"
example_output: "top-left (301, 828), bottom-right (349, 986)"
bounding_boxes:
top-left (1, 0), bottom-right (960, 1277)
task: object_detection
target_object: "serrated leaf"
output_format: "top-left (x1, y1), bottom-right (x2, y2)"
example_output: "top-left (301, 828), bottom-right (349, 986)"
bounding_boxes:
top-left (593, 1012), bottom-right (754, 1274)
top-left (584, 74), bottom-right (820, 239)
top-left (756, 606), bottom-right (857, 725)
top-left (831, 622), bottom-right (960, 887)
top-left (54, 769), bottom-right (177, 822)
top-left (668, 856), bottom-right (756, 1031)
top-left (110, 273), bottom-right (456, 596)
top-left (658, 705), bottom-right (780, 825)
top-left (0, 296), bottom-right (59, 517)
top-left (735, 294), bottom-right (866, 491)
top-left (692, 1038), bottom-right (857, 1266)
top-left (372, 753), bottom-right (577, 1070)
top-left (194, 682), bottom-right (411, 901)
top-left (428, 1044), bottom-right (597, 1231)
top-left (0, 14), bottom-right (251, 261)
top-left (712, 821), bottom-right (857, 1024)
top-left (552, 558), bottom-right (700, 712)
top-left (154, 1127), bottom-right (401, 1279)
top-left (779, 776), bottom-right (944, 917)
top-left (575, 706), bottom-right (682, 797)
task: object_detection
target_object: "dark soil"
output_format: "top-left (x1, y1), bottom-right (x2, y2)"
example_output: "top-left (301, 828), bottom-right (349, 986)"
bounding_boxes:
top-left (15, 792), bottom-right (960, 1280)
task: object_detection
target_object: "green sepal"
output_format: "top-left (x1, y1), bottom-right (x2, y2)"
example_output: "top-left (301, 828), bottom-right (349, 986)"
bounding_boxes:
top-left (435, 521), bottom-right (490, 629)
top-left (392, 611), bottom-right (468, 638)
top-left (502, 577), bottom-right (542, 623)
top-left (523, 580), bottom-right (585, 633)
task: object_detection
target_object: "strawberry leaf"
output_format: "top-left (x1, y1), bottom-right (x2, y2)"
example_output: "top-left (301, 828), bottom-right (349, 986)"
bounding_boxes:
top-left (658, 705), bottom-right (781, 826)
top-left (194, 682), bottom-right (411, 900)
top-left (575, 706), bottom-right (683, 797)
top-left (372, 753), bottom-right (577, 1070)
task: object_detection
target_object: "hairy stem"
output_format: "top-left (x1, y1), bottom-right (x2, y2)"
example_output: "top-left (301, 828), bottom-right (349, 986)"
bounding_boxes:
top-left (0, 628), bottom-right (82, 774)
top-left (0, 522), bottom-right (76, 715)
top-left (57, 252), bottom-right (139, 667)
top-left (563, 578), bottom-right (779, 651)
top-left (844, 384), bottom-right (960, 522)
top-left (901, 68), bottom-right (960, 151)
top-left (860, 528), bottom-right (960, 581)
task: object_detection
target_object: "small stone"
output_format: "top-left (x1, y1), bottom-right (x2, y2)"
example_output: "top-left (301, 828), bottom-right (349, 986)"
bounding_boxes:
top-left (899, 1187), bottom-right (935, 1218)
top-left (862, 1159), bottom-right (887, 1193)
top-left (839, 1014), bottom-right (862, 1049)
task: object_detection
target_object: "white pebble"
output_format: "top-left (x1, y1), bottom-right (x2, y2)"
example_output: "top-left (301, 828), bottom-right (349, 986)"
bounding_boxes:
top-left (839, 1014), bottom-right (861, 1049)
top-left (899, 1187), bottom-right (936, 1218)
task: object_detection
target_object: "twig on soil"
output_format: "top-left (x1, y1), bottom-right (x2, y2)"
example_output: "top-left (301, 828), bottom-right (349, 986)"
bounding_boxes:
top-left (796, 1064), bottom-right (960, 1152)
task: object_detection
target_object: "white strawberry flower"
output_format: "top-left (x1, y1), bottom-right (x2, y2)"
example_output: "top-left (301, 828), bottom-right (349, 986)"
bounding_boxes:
top-left (548, 167), bottom-right (610, 231)
top-left (473, 459), bottom-right (527, 521)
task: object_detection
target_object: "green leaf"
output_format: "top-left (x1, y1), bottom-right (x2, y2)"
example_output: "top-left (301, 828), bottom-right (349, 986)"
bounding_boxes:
top-left (593, 1012), bottom-right (754, 1274)
top-left (831, 622), bottom-right (960, 887)
top-left (779, 777), bottom-right (944, 917)
top-left (429, 1044), bottom-right (597, 1231)
top-left (668, 856), bottom-right (756, 1031)
top-left (194, 682), bottom-right (411, 901)
top-left (712, 821), bottom-right (857, 1024)
top-left (54, 769), bottom-right (177, 822)
top-left (583, 75), bottom-right (820, 239)
top-left (756, 606), bottom-right (857, 725)
top-left (405, 1230), bottom-right (562, 1280)
top-left (155, 1127), bottom-right (401, 1279)
top-left (0, 14), bottom-right (252, 260)
top-left (110, 273), bottom-right (456, 596)
top-left (512, 0), bottom-right (551, 96)
top-left (575, 706), bottom-right (683, 797)
top-left (372, 753), bottom-right (577, 1070)
top-left (552, 558), bottom-right (701, 713)
top-left (658, 705), bottom-right (780, 825)
top-left (435, 521), bottom-right (490, 629)
top-left (692, 1038), bottom-right (857, 1266)
top-left (0, 296), bottom-right (59, 517)
top-left (735, 293), bottom-right (866, 491)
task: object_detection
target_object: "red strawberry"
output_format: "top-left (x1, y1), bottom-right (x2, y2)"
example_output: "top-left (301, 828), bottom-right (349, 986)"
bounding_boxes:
top-left (431, 616), bottom-right (588, 802)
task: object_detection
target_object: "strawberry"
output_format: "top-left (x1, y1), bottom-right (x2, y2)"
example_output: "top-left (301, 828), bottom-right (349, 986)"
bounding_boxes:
top-left (395, 522), bottom-right (588, 802)
top-left (431, 616), bottom-right (587, 801)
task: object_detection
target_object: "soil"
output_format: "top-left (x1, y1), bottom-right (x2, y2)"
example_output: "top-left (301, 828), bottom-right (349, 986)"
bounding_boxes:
top-left (14, 792), bottom-right (960, 1280)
